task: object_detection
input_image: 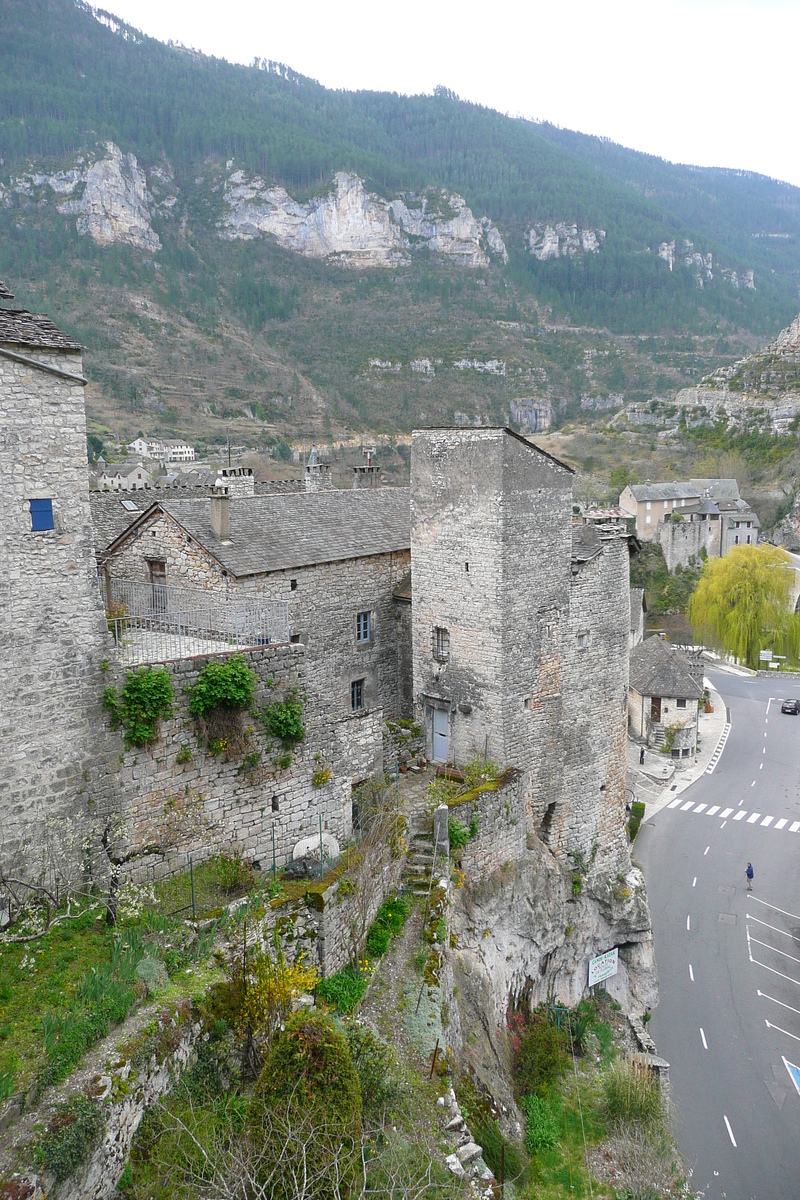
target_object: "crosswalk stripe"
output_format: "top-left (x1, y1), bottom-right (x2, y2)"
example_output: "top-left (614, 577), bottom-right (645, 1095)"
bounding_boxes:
top-left (776, 819), bottom-right (788, 830)
top-left (734, 811), bottom-right (747, 821)
top-left (668, 796), bottom-right (684, 809)
top-left (707, 806), bottom-right (720, 816)
top-left (791, 822), bottom-right (800, 833)
top-left (761, 816), bottom-right (774, 827)
top-left (720, 808), bottom-right (733, 819)
top-left (694, 803), bottom-right (708, 813)
top-left (747, 813), bottom-right (761, 824)
top-left (682, 801), bottom-right (695, 811)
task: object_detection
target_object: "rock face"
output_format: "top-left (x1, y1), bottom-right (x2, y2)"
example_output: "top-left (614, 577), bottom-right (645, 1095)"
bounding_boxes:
top-left (656, 239), bottom-right (753, 290)
top-left (527, 222), bottom-right (605, 260)
top-left (509, 396), bottom-right (552, 433)
top-left (675, 309), bottom-right (800, 432)
top-left (219, 169), bottom-right (507, 268)
top-left (58, 142), bottom-right (161, 252)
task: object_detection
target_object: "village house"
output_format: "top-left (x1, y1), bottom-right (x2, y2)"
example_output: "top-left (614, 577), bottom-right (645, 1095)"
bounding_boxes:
top-left (128, 436), bottom-right (196, 463)
top-left (628, 636), bottom-right (704, 756)
top-left (98, 460), bottom-right (150, 491)
top-left (619, 478), bottom-right (760, 570)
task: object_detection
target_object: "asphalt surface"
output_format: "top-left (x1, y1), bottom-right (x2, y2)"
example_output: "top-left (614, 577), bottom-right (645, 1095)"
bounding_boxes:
top-left (637, 669), bottom-right (800, 1200)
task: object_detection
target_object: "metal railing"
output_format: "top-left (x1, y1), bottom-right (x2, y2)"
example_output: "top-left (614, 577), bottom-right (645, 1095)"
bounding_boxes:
top-left (102, 577), bottom-right (290, 665)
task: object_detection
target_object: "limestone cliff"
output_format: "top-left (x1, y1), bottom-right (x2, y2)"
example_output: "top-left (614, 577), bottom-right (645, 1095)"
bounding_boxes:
top-left (675, 309), bottom-right (800, 433)
top-left (527, 222), bottom-right (605, 260)
top-left (219, 169), bottom-right (508, 268)
top-left (656, 239), bottom-right (754, 291)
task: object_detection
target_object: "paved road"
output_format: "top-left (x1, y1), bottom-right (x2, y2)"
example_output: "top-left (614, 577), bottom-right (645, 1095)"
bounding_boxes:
top-left (637, 669), bottom-right (800, 1200)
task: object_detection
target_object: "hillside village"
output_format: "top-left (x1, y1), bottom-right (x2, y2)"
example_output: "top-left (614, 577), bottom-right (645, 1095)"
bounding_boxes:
top-left (0, 280), bottom-right (672, 1197)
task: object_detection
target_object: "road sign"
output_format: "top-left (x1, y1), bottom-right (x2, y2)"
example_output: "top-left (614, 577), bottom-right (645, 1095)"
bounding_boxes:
top-left (760, 650), bottom-right (773, 662)
top-left (588, 947), bottom-right (619, 987)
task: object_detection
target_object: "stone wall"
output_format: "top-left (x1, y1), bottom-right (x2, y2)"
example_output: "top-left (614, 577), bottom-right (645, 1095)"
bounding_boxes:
top-left (114, 643), bottom-right (383, 882)
top-left (103, 505), bottom-right (411, 721)
top-left (447, 774), bottom-right (526, 879)
top-left (658, 516), bottom-right (713, 571)
top-left (0, 345), bottom-right (123, 863)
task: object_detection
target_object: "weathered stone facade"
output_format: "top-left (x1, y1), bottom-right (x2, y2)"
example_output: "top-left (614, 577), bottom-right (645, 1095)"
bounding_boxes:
top-left (0, 328), bottom-right (122, 862)
top-left (411, 428), bottom-right (631, 877)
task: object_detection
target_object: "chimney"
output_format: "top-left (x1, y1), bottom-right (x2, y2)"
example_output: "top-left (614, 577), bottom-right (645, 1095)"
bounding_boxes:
top-left (210, 489), bottom-right (230, 539)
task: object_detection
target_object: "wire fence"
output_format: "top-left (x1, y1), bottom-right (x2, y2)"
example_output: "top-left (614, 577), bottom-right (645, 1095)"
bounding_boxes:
top-left (101, 577), bottom-right (290, 665)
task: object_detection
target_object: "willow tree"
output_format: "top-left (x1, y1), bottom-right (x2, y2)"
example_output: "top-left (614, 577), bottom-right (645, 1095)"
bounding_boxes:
top-left (688, 544), bottom-right (800, 668)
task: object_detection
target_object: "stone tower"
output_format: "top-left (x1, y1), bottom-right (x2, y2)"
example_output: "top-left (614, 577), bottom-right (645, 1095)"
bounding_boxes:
top-left (411, 427), bottom-right (630, 876)
top-left (0, 283), bottom-right (118, 863)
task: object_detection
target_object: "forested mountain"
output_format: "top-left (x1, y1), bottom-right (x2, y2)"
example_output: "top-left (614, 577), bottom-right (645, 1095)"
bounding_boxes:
top-left (1, 0), bottom-right (799, 450)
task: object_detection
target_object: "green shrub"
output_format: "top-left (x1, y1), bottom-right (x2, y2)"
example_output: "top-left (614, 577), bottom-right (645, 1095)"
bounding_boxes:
top-left (251, 1010), bottom-right (361, 1123)
top-left (263, 689), bottom-right (306, 745)
top-left (628, 800), bottom-right (646, 842)
top-left (316, 965), bottom-right (367, 1013)
top-left (103, 667), bottom-right (174, 748)
top-left (366, 924), bottom-right (391, 957)
top-left (521, 1093), bottom-right (559, 1154)
top-left (34, 1095), bottom-right (105, 1182)
top-left (510, 1009), bottom-right (568, 1097)
top-left (603, 1061), bottom-right (665, 1127)
top-left (0, 1067), bottom-right (15, 1101)
top-left (448, 818), bottom-right (471, 851)
top-left (187, 653), bottom-right (256, 716)
top-left (135, 956), bottom-right (169, 995)
top-left (365, 894), bottom-right (410, 958)
top-left (344, 1023), bottom-right (396, 1116)
top-left (214, 848), bottom-right (254, 895)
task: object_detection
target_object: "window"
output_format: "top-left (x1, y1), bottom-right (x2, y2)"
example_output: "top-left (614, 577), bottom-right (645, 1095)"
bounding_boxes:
top-left (645, 515), bottom-right (651, 525)
top-left (734, 535), bottom-right (739, 545)
top-left (676, 698), bottom-right (687, 709)
top-left (290, 579), bottom-right (297, 591)
top-left (356, 611), bottom-right (371, 643)
top-left (433, 627), bottom-right (450, 662)
top-left (29, 499), bottom-right (54, 532)
top-left (290, 634), bottom-right (301, 644)
top-left (577, 632), bottom-right (589, 649)
top-left (271, 796), bottom-right (279, 812)
top-left (120, 499), bottom-right (139, 513)
top-left (351, 678), bottom-right (365, 711)
top-left (747, 536), bottom-right (751, 544)
top-left (646, 502), bottom-right (651, 510)
top-left (464, 562), bottom-right (469, 572)
top-left (524, 697), bottom-right (532, 711)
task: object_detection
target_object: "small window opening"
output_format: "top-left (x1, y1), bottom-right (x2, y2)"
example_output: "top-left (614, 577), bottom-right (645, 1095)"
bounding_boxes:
top-left (676, 698), bottom-right (687, 709)
top-left (464, 562), bottom-right (469, 572)
top-left (351, 678), bottom-right (365, 711)
top-left (540, 801), bottom-right (557, 845)
top-left (356, 611), bottom-right (371, 643)
top-left (433, 626), bottom-right (450, 662)
top-left (290, 578), bottom-right (298, 591)
top-left (524, 697), bottom-right (532, 711)
top-left (290, 633), bottom-right (301, 644)
top-left (577, 631), bottom-right (589, 649)
top-left (271, 796), bottom-right (279, 812)
top-left (29, 499), bottom-right (54, 532)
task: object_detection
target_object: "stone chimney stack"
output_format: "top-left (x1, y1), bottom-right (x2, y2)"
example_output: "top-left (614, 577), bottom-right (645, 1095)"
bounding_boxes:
top-left (210, 489), bottom-right (230, 539)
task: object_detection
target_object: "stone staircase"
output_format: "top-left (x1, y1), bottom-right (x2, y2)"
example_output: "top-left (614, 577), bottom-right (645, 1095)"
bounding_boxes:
top-left (399, 770), bottom-right (446, 897)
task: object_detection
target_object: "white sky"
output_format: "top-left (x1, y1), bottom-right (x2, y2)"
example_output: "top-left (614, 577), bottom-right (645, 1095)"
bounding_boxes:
top-left (99, 0), bottom-right (800, 188)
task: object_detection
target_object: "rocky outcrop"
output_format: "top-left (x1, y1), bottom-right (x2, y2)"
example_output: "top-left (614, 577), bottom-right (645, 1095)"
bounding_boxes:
top-left (509, 396), bottom-right (552, 433)
top-left (57, 143), bottom-right (161, 252)
top-left (527, 222), bottom-right (605, 260)
top-left (656, 239), bottom-right (753, 290)
top-left (219, 170), bottom-right (507, 268)
top-left (675, 309), bottom-right (800, 432)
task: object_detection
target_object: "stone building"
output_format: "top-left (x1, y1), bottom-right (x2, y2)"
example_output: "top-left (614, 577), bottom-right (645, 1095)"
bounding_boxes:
top-left (99, 488), bottom-right (411, 720)
top-left (0, 282), bottom-right (120, 859)
top-left (620, 478), bottom-right (759, 570)
top-left (628, 636), bottom-right (703, 754)
top-left (411, 428), bottom-right (633, 874)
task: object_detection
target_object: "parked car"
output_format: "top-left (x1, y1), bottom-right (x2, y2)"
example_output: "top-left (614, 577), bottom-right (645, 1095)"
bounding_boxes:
top-left (781, 698), bottom-right (799, 714)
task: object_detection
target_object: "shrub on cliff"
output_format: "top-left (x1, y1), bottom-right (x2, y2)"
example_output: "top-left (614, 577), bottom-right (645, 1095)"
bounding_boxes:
top-left (103, 666), bottom-right (174, 748)
top-left (509, 1008), bottom-right (568, 1097)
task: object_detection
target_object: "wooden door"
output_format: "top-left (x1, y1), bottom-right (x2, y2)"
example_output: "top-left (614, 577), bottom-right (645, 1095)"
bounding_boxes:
top-left (650, 696), bottom-right (661, 723)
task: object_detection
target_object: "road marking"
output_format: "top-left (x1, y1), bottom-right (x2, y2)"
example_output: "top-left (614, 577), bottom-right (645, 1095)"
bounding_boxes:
top-left (767, 1019), bottom-right (800, 1045)
top-left (760, 762), bottom-right (764, 769)
top-left (749, 936), bottom-right (800, 967)
top-left (689, 964), bottom-right (694, 981)
top-left (758, 990), bottom-right (800, 1018)
top-left (724, 1115), bottom-right (737, 1147)
top-left (687, 915), bottom-right (691, 931)
top-left (700, 1028), bottom-right (708, 1049)
top-left (761, 816), bottom-right (774, 827)
top-left (750, 957), bottom-right (800, 988)
top-left (751, 781), bottom-right (756, 787)
top-left (782, 1056), bottom-right (800, 1095)
top-left (692, 877), bottom-right (697, 887)
top-left (748, 916), bottom-right (796, 940)
top-left (734, 811), bottom-right (747, 821)
top-left (765, 731), bottom-right (768, 737)
top-left (791, 822), bottom-right (800, 833)
top-left (707, 805), bottom-right (720, 815)
top-left (706, 723), bottom-right (732, 774)
top-left (767, 698), bottom-right (773, 714)
top-left (738, 798), bottom-right (744, 806)
top-left (763, 747), bottom-right (766, 754)
top-left (694, 803), bottom-right (708, 813)
top-left (776, 819), bottom-right (788, 830)
top-left (747, 813), bottom-right (762, 823)
top-left (749, 896), bottom-right (800, 923)
top-left (721, 821), bottom-right (727, 827)
top-left (682, 800), bottom-right (695, 811)
top-left (704, 846), bottom-right (710, 855)
top-left (668, 796), bottom-right (684, 808)
top-left (720, 808), bottom-right (733, 818)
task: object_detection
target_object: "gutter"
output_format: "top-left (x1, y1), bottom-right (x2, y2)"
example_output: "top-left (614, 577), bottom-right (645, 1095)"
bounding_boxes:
top-left (0, 344), bottom-right (87, 385)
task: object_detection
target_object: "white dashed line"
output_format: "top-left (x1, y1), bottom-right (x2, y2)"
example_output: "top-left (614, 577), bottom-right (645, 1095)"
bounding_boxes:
top-left (707, 806), bottom-right (720, 816)
top-left (758, 990), bottom-right (800, 1018)
top-left (682, 800), bottom-right (695, 811)
top-left (700, 1028), bottom-right (708, 1049)
top-left (687, 915), bottom-right (691, 931)
top-left (760, 763), bottom-right (764, 770)
top-left (766, 1019), bottom-right (800, 1045)
top-left (791, 822), bottom-right (800, 833)
top-left (751, 781), bottom-right (756, 787)
top-left (761, 816), bottom-right (774, 827)
top-left (692, 877), bottom-right (697, 887)
top-left (704, 846), bottom-right (710, 855)
top-left (694, 804), bottom-right (708, 813)
top-left (776, 819), bottom-right (788, 830)
top-left (721, 821), bottom-right (727, 827)
top-left (689, 964), bottom-right (694, 981)
top-left (724, 1115), bottom-right (737, 1147)
top-left (668, 796), bottom-right (683, 809)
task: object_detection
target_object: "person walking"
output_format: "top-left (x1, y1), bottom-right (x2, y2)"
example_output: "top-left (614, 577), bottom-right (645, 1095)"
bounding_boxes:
top-left (745, 862), bottom-right (754, 891)
top-left (639, 746), bottom-right (646, 766)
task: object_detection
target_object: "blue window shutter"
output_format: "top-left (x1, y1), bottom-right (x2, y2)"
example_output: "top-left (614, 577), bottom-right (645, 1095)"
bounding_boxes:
top-left (30, 499), bottom-right (54, 532)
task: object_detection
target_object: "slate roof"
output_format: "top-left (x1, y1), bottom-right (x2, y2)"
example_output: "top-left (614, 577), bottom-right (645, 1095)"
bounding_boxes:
top-left (628, 482), bottom-right (700, 502)
top-left (630, 588), bottom-right (646, 632)
top-left (0, 307), bottom-right (81, 350)
top-left (140, 488), bottom-right (412, 576)
top-left (571, 525), bottom-right (603, 569)
top-left (629, 637), bottom-right (703, 701)
top-left (690, 478), bottom-right (741, 502)
top-left (90, 492), bottom-right (147, 553)
top-left (0, 281), bottom-right (14, 301)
